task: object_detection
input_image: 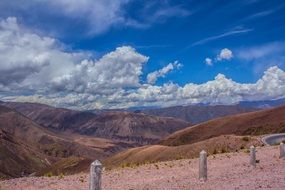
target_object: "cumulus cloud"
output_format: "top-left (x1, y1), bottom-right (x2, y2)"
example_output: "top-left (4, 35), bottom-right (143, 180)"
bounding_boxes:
top-left (0, 17), bottom-right (88, 90)
top-left (205, 48), bottom-right (233, 66)
top-left (5, 66), bottom-right (285, 109)
top-left (205, 58), bottom-right (213, 66)
top-left (147, 61), bottom-right (182, 84)
top-left (1, 17), bottom-right (285, 109)
top-left (0, 17), bottom-right (148, 94)
top-left (125, 66), bottom-right (285, 107)
top-left (217, 48), bottom-right (233, 61)
top-left (52, 46), bottom-right (149, 94)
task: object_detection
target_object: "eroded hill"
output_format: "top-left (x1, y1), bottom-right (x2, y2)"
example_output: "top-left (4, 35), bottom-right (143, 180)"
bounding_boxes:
top-left (162, 105), bottom-right (285, 146)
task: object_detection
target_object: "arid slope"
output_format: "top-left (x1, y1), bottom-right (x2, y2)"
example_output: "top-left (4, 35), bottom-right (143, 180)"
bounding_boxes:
top-left (77, 111), bottom-right (189, 144)
top-left (140, 104), bottom-right (258, 123)
top-left (1, 146), bottom-right (284, 190)
top-left (2, 102), bottom-right (190, 145)
top-left (0, 105), bottom-right (108, 179)
top-left (162, 105), bottom-right (285, 146)
top-left (104, 135), bottom-right (261, 168)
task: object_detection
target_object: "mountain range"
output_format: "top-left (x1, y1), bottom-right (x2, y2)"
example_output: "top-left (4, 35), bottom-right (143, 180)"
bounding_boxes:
top-left (105, 105), bottom-right (285, 167)
top-left (1, 98), bottom-right (285, 178)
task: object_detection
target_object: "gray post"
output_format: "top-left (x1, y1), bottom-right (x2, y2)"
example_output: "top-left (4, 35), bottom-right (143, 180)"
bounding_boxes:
top-left (89, 160), bottom-right (102, 190)
top-left (199, 150), bottom-right (207, 181)
top-left (280, 142), bottom-right (285, 158)
top-left (250, 146), bottom-right (256, 168)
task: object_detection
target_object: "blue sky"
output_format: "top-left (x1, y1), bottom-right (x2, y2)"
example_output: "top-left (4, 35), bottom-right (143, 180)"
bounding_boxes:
top-left (0, 0), bottom-right (285, 109)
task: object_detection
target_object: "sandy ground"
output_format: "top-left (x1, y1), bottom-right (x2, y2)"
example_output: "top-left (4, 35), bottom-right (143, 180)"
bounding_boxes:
top-left (1, 146), bottom-right (285, 190)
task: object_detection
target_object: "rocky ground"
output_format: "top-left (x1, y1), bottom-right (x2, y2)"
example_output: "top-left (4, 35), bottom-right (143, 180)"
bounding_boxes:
top-left (1, 146), bottom-right (285, 190)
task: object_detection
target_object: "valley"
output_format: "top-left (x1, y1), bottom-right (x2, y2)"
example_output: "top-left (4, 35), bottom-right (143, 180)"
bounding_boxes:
top-left (1, 100), bottom-right (285, 186)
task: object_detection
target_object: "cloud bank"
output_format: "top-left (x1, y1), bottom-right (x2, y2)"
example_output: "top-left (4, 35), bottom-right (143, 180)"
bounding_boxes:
top-left (1, 17), bottom-right (285, 109)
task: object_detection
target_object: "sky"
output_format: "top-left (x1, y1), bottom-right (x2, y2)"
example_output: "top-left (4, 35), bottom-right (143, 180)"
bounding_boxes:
top-left (0, 0), bottom-right (285, 109)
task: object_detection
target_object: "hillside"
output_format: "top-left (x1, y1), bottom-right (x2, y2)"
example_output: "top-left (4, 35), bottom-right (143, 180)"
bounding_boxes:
top-left (1, 102), bottom-right (95, 131)
top-left (76, 111), bottom-right (189, 144)
top-left (162, 105), bottom-right (285, 146)
top-left (104, 135), bottom-right (261, 168)
top-left (139, 104), bottom-right (258, 124)
top-left (1, 146), bottom-right (284, 190)
top-left (0, 105), bottom-right (111, 179)
top-left (0, 128), bottom-right (47, 179)
top-left (2, 102), bottom-right (189, 145)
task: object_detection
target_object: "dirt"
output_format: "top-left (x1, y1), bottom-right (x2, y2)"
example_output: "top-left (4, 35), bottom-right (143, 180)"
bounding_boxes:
top-left (1, 146), bottom-right (285, 190)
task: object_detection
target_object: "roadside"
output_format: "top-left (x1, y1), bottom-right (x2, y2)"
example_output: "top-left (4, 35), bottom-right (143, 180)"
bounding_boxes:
top-left (1, 146), bottom-right (285, 190)
top-left (261, 133), bottom-right (285, 145)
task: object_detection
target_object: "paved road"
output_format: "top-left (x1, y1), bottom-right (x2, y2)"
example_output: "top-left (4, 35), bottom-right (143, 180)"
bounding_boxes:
top-left (261, 133), bottom-right (285, 145)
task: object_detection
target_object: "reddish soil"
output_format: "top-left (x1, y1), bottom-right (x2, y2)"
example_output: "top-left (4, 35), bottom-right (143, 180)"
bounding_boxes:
top-left (162, 105), bottom-right (285, 146)
top-left (1, 146), bottom-right (285, 190)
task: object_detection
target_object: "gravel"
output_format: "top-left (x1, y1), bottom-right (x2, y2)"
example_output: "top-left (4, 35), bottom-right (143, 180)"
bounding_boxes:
top-left (1, 146), bottom-right (285, 190)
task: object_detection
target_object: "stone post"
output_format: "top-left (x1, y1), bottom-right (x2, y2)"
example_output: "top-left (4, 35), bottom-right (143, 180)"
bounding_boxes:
top-left (89, 160), bottom-right (102, 190)
top-left (280, 142), bottom-right (285, 158)
top-left (250, 146), bottom-right (256, 168)
top-left (199, 150), bottom-right (207, 181)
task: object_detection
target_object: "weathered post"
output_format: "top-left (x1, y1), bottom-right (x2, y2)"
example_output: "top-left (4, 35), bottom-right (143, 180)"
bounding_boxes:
top-left (280, 142), bottom-right (285, 158)
top-left (250, 146), bottom-right (256, 168)
top-left (199, 150), bottom-right (207, 181)
top-left (89, 160), bottom-right (102, 190)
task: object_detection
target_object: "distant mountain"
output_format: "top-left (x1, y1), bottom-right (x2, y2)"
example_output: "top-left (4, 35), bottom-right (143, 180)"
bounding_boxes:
top-left (1, 102), bottom-right (190, 145)
top-left (1, 101), bottom-right (96, 131)
top-left (161, 105), bottom-right (285, 146)
top-left (138, 104), bottom-right (258, 124)
top-left (239, 98), bottom-right (285, 109)
top-left (74, 111), bottom-right (189, 144)
top-left (132, 98), bottom-right (285, 124)
top-left (105, 105), bottom-right (285, 167)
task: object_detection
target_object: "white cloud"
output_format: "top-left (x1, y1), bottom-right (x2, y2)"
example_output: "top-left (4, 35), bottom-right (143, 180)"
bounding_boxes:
top-left (236, 42), bottom-right (285, 74)
top-left (191, 28), bottom-right (253, 47)
top-left (0, 17), bottom-right (88, 90)
top-left (1, 17), bottom-right (285, 109)
top-left (3, 66), bottom-right (285, 109)
top-left (147, 61), bottom-right (182, 84)
top-left (151, 5), bottom-right (191, 21)
top-left (0, 0), bottom-right (131, 36)
top-left (237, 42), bottom-right (284, 61)
top-left (49, 0), bottom-right (130, 35)
top-left (217, 48), bottom-right (233, 61)
top-left (132, 66), bottom-right (285, 107)
top-left (205, 58), bottom-right (213, 66)
top-left (0, 17), bottom-right (148, 94)
top-left (205, 48), bottom-right (233, 66)
top-left (52, 46), bottom-right (149, 94)
top-left (0, 1), bottom-right (191, 37)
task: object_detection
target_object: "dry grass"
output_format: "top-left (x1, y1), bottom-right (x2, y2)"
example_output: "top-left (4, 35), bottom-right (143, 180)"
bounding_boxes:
top-left (104, 135), bottom-right (261, 169)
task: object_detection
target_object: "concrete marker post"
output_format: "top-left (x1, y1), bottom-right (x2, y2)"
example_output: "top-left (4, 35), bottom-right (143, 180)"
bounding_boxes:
top-left (199, 150), bottom-right (207, 181)
top-left (280, 142), bottom-right (285, 158)
top-left (89, 160), bottom-right (102, 190)
top-left (250, 146), bottom-right (256, 168)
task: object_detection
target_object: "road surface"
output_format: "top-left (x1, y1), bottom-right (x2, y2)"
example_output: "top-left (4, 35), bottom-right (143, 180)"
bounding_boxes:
top-left (261, 133), bottom-right (285, 145)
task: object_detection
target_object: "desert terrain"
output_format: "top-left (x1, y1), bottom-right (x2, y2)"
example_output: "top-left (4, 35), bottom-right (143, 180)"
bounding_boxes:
top-left (1, 145), bottom-right (284, 190)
